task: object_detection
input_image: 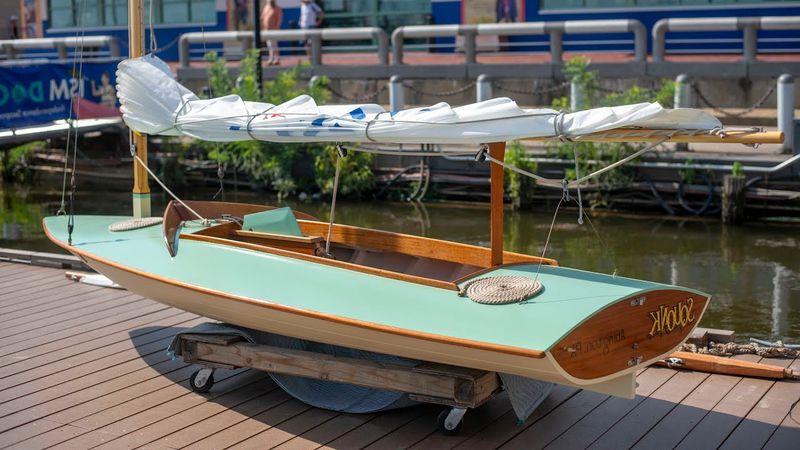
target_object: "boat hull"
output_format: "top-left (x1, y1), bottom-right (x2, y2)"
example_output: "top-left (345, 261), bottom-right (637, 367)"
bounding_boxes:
top-left (43, 214), bottom-right (710, 399)
top-left (80, 252), bottom-right (640, 397)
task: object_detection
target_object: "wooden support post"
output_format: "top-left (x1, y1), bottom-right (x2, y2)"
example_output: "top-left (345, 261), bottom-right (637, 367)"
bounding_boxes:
top-left (722, 174), bottom-right (746, 225)
top-left (488, 142), bottom-right (506, 266)
top-left (128, 0), bottom-right (150, 218)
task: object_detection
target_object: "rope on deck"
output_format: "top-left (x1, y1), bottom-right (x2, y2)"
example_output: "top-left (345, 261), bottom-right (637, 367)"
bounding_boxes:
top-left (679, 342), bottom-right (800, 359)
top-left (109, 217), bottom-right (163, 232)
top-left (459, 275), bottom-right (542, 305)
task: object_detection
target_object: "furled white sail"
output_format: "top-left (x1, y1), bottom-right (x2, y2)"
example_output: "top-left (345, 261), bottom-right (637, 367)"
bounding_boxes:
top-left (116, 55), bottom-right (721, 145)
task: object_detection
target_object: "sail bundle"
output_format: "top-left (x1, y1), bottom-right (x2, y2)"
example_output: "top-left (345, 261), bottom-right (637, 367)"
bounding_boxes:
top-left (116, 55), bottom-right (722, 145)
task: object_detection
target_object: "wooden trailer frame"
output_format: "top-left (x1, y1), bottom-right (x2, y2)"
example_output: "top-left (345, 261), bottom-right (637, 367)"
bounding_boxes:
top-left (177, 333), bottom-right (504, 434)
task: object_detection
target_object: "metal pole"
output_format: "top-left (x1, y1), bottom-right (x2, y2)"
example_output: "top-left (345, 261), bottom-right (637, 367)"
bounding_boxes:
top-left (476, 74), bottom-right (492, 102)
top-left (253, 0), bottom-right (262, 94)
top-left (742, 25), bottom-right (757, 63)
top-left (674, 74), bottom-right (692, 108)
top-left (570, 79), bottom-right (584, 112)
top-left (674, 74), bottom-right (692, 152)
top-left (389, 75), bottom-right (404, 113)
top-left (128, 0), bottom-right (150, 218)
top-left (777, 74), bottom-right (795, 153)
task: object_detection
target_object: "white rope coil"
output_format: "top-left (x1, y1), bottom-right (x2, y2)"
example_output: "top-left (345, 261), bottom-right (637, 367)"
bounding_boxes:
top-left (459, 276), bottom-right (543, 305)
top-left (109, 217), bottom-right (163, 232)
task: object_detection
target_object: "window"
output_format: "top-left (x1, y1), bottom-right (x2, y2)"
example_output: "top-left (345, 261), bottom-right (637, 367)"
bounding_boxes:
top-left (321, 0), bottom-right (431, 31)
top-left (48, 0), bottom-right (216, 28)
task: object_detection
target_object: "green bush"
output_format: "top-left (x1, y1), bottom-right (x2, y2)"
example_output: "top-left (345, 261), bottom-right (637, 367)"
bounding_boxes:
top-left (547, 58), bottom-right (675, 202)
top-left (504, 140), bottom-right (537, 209)
top-left (0, 141), bottom-right (44, 182)
top-left (196, 50), bottom-right (373, 200)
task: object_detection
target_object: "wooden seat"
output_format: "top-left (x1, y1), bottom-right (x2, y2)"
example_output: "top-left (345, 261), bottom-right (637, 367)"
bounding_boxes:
top-left (233, 229), bottom-right (326, 257)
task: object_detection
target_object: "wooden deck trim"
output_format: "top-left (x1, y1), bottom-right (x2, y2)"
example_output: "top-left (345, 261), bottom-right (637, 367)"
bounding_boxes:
top-left (43, 221), bottom-right (547, 361)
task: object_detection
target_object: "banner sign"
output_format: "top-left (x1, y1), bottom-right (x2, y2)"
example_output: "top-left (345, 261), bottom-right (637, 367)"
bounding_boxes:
top-left (0, 60), bottom-right (121, 129)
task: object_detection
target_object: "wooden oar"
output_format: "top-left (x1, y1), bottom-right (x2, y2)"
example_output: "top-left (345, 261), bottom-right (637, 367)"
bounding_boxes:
top-left (658, 351), bottom-right (800, 380)
top-left (526, 129), bottom-right (784, 144)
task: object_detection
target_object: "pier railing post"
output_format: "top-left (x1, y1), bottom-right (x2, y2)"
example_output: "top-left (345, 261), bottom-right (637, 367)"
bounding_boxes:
top-left (674, 74), bottom-right (692, 152)
top-left (309, 34), bottom-right (322, 66)
top-left (548, 29), bottom-right (564, 64)
top-left (570, 78), bottom-right (585, 112)
top-left (777, 74), bottom-right (795, 153)
top-left (476, 74), bottom-right (492, 102)
top-left (389, 75), bottom-right (404, 113)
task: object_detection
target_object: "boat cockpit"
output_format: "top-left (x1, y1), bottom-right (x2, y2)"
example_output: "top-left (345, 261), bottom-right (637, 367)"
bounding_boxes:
top-left (165, 200), bottom-right (556, 291)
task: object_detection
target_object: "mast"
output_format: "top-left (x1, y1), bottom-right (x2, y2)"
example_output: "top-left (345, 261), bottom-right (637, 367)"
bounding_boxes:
top-left (488, 142), bottom-right (506, 266)
top-left (128, 0), bottom-right (151, 218)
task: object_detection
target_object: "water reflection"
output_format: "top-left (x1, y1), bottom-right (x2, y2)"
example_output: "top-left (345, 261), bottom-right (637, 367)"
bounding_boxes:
top-left (1, 183), bottom-right (798, 341)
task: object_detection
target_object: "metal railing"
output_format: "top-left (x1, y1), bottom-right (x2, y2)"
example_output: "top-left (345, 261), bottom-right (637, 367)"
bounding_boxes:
top-left (179, 27), bottom-right (388, 68)
top-left (0, 36), bottom-right (120, 60)
top-left (391, 20), bottom-right (647, 65)
top-left (652, 16), bottom-right (800, 62)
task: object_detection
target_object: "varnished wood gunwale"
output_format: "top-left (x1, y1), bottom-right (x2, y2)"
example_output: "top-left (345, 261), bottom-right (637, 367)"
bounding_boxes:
top-left (296, 220), bottom-right (554, 269)
top-left (181, 232), bottom-right (460, 291)
top-left (42, 219), bottom-right (547, 360)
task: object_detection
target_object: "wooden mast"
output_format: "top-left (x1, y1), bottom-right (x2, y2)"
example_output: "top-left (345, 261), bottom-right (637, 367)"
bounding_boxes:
top-left (488, 142), bottom-right (506, 266)
top-left (128, 0), bottom-right (151, 218)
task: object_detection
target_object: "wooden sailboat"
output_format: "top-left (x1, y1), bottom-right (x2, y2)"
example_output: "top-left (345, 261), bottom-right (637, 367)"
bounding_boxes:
top-left (43, 0), bottom-right (782, 399)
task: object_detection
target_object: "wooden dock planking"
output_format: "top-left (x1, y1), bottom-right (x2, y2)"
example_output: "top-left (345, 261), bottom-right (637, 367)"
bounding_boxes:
top-left (0, 263), bottom-right (798, 449)
top-left (543, 368), bottom-right (689, 449)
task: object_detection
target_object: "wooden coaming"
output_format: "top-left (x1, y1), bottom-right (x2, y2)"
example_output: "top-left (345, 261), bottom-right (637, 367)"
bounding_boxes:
top-left (551, 289), bottom-right (709, 380)
top-left (296, 220), bottom-right (554, 269)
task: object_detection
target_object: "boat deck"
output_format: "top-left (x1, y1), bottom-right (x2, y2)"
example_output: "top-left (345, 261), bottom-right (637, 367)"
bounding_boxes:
top-left (0, 261), bottom-right (798, 449)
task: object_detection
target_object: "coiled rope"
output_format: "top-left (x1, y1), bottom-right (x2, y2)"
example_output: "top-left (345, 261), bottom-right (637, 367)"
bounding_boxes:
top-left (459, 275), bottom-right (543, 305)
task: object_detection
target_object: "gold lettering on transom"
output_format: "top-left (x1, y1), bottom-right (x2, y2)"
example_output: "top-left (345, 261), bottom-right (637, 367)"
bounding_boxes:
top-left (648, 298), bottom-right (695, 338)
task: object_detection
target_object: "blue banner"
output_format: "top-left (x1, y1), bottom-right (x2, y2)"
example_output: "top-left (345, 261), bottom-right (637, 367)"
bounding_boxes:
top-left (0, 59), bottom-right (121, 129)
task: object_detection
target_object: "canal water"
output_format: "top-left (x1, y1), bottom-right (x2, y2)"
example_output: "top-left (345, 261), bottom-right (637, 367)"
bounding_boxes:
top-left (2, 181), bottom-right (798, 342)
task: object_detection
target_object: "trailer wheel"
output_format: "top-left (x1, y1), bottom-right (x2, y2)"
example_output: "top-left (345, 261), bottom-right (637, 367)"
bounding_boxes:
top-left (190, 368), bottom-right (214, 393)
top-left (437, 408), bottom-right (465, 436)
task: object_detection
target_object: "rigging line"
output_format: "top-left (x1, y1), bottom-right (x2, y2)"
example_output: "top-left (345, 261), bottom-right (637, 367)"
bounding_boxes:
top-left (58, 0), bottom-right (89, 215)
top-left (148, 0), bottom-right (158, 53)
top-left (581, 211), bottom-right (618, 277)
top-left (67, 0), bottom-right (89, 243)
top-left (339, 144), bottom-right (474, 157)
top-left (570, 137), bottom-right (668, 186)
top-left (484, 137), bottom-right (670, 190)
top-left (572, 143), bottom-right (584, 225)
top-left (324, 145), bottom-right (346, 255)
top-left (528, 189), bottom-right (565, 292)
top-left (129, 130), bottom-right (207, 223)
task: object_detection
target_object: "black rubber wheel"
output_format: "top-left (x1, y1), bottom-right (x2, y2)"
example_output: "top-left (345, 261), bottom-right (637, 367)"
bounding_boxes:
top-left (189, 370), bottom-right (214, 393)
top-left (437, 409), bottom-right (464, 436)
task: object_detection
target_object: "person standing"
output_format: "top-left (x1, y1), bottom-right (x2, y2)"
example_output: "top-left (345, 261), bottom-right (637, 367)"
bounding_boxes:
top-left (299, 0), bottom-right (324, 56)
top-left (299, 0), bottom-right (323, 30)
top-left (261, 0), bottom-right (282, 65)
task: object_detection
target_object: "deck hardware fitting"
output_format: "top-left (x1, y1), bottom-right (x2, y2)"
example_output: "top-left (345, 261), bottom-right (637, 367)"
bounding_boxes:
top-left (630, 296), bottom-right (646, 306)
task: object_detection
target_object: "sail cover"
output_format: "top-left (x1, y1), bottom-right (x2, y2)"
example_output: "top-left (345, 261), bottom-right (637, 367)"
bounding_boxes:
top-left (116, 55), bottom-right (721, 145)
